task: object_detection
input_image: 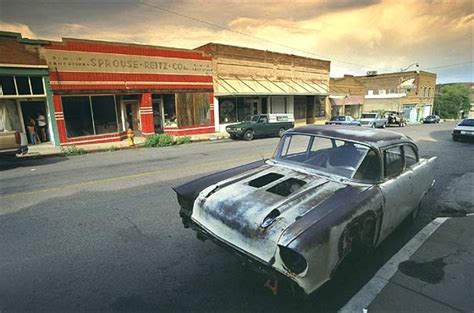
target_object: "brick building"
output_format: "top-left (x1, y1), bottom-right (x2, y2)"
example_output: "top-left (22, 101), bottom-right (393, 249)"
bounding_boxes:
top-left (0, 32), bottom-right (59, 146)
top-left (44, 38), bottom-right (214, 145)
top-left (194, 43), bottom-right (330, 131)
top-left (355, 71), bottom-right (437, 123)
top-left (329, 75), bottom-right (365, 119)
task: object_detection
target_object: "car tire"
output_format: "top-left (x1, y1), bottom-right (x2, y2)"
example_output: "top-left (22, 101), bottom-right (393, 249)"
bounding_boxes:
top-left (382, 123), bottom-right (386, 128)
top-left (371, 124), bottom-right (375, 128)
top-left (244, 130), bottom-right (254, 141)
top-left (453, 135), bottom-right (459, 141)
top-left (278, 128), bottom-right (285, 137)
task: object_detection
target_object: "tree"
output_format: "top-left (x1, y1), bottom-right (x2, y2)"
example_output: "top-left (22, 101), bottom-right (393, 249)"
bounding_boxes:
top-left (433, 84), bottom-right (471, 119)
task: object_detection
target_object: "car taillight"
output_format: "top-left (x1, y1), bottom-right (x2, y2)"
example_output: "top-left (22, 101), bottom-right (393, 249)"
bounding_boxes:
top-left (279, 246), bottom-right (307, 275)
top-left (15, 131), bottom-right (21, 145)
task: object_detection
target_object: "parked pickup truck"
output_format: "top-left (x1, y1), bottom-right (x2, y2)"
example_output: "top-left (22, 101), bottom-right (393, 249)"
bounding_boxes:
top-left (0, 131), bottom-right (28, 158)
top-left (226, 114), bottom-right (294, 140)
top-left (359, 112), bottom-right (388, 128)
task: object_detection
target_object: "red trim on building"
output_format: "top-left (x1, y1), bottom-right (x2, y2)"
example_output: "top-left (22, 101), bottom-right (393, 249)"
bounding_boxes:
top-left (49, 72), bottom-right (212, 83)
top-left (46, 41), bottom-right (211, 61)
top-left (50, 84), bottom-right (213, 91)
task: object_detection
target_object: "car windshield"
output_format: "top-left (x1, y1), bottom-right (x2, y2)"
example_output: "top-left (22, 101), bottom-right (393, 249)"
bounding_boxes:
top-left (459, 119), bottom-right (474, 127)
top-left (361, 113), bottom-right (376, 118)
top-left (244, 115), bottom-right (260, 122)
top-left (273, 134), bottom-right (370, 179)
top-left (330, 116), bottom-right (345, 121)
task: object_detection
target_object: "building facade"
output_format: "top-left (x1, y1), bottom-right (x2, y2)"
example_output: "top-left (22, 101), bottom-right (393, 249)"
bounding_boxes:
top-left (355, 71), bottom-right (437, 123)
top-left (194, 43), bottom-right (331, 132)
top-left (0, 32), bottom-right (59, 146)
top-left (329, 75), bottom-right (365, 119)
top-left (43, 38), bottom-right (215, 145)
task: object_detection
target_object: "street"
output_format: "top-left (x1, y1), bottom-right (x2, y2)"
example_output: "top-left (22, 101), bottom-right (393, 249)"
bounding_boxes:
top-left (0, 122), bottom-right (473, 313)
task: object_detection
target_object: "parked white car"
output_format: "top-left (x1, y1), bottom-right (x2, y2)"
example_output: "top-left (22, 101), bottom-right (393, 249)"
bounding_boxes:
top-left (359, 112), bottom-right (387, 128)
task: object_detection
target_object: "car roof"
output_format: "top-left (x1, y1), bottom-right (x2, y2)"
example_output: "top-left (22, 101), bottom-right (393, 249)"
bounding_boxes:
top-left (287, 125), bottom-right (414, 149)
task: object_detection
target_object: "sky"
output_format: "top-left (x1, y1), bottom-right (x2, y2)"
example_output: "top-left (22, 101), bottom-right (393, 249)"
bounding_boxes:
top-left (1, 0), bottom-right (472, 83)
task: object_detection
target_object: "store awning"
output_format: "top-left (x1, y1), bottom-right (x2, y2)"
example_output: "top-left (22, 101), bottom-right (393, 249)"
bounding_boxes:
top-left (329, 97), bottom-right (344, 106)
top-left (214, 76), bottom-right (328, 96)
top-left (344, 95), bottom-right (364, 105)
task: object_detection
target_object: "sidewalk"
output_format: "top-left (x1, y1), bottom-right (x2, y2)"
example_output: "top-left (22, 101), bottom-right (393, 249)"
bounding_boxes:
top-left (20, 131), bottom-right (230, 158)
top-left (340, 215), bottom-right (474, 313)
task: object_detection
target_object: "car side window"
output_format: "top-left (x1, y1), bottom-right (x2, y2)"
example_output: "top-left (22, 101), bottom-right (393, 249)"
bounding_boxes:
top-left (384, 146), bottom-right (403, 178)
top-left (404, 145), bottom-right (418, 168)
top-left (259, 116), bottom-right (268, 123)
top-left (353, 149), bottom-right (381, 181)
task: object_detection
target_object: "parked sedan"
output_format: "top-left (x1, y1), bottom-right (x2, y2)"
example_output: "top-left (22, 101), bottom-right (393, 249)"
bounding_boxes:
top-left (423, 115), bottom-right (440, 123)
top-left (173, 126), bottom-right (436, 295)
top-left (452, 118), bottom-right (474, 141)
top-left (325, 115), bottom-right (361, 126)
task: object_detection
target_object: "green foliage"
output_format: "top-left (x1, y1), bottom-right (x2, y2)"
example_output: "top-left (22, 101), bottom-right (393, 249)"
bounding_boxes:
top-left (433, 84), bottom-right (471, 119)
top-left (60, 145), bottom-right (87, 156)
top-left (144, 134), bottom-right (191, 147)
top-left (175, 136), bottom-right (191, 145)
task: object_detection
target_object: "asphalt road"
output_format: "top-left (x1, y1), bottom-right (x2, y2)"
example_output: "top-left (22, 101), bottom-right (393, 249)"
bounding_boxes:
top-left (1, 122), bottom-right (473, 313)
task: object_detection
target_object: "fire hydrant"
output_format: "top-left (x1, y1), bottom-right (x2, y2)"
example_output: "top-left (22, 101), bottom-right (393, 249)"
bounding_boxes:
top-left (127, 128), bottom-right (135, 147)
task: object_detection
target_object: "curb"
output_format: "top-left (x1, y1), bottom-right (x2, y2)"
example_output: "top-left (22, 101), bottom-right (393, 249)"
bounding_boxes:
top-left (339, 217), bottom-right (450, 313)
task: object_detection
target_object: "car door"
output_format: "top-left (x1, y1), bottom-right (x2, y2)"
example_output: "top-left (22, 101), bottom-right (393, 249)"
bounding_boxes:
top-left (404, 144), bottom-right (436, 207)
top-left (255, 115), bottom-right (267, 137)
top-left (378, 145), bottom-right (414, 242)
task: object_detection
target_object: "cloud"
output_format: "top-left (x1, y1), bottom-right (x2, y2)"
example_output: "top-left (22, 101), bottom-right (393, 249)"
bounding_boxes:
top-left (0, 22), bottom-right (38, 39)
top-left (1, 0), bottom-right (472, 82)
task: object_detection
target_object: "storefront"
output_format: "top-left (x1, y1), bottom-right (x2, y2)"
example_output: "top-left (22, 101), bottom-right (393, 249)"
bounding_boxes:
top-left (195, 43), bottom-right (330, 132)
top-left (0, 32), bottom-right (59, 146)
top-left (44, 38), bottom-right (214, 145)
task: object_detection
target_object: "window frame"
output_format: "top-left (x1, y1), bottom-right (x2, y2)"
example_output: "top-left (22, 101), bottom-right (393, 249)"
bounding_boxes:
top-left (382, 143), bottom-right (419, 180)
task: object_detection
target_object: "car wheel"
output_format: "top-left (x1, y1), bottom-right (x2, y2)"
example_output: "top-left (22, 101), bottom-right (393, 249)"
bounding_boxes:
top-left (278, 128), bottom-right (285, 137)
top-left (244, 130), bottom-right (254, 141)
top-left (371, 124), bottom-right (375, 128)
top-left (382, 123), bottom-right (386, 128)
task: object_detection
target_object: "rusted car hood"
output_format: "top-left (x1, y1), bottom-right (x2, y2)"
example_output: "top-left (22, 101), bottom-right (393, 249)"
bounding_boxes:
top-left (191, 164), bottom-right (352, 263)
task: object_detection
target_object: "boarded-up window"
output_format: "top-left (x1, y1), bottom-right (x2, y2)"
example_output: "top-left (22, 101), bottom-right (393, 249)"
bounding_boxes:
top-left (176, 93), bottom-right (210, 127)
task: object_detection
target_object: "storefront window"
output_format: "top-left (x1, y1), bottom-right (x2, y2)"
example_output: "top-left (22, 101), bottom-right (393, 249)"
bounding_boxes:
top-left (0, 76), bottom-right (16, 96)
top-left (63, 96), bottom-right (94, 137)
top-left (62, 95), bottom-right (118, 138)
top-left (219, 97), bottom-right (237, 123)
top-left (0, 100), bottom-right (22, 132)
top-left (315, 96), bottom-right (326, 117)
top-left (294, 96), bottom-right (306, 120)
top-left (30, 77), bottom-right (45, 95)
top-left (176, 93), bottom-right (210, 127)
top-left (91, 96), bottom-right (118, 135)
top-left (163, 94), bottom-right (177, 127)
top-left (16, 77), bottom-right (31, 95)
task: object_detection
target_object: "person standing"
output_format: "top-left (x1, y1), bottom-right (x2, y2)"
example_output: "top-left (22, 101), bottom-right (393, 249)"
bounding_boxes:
top-left (26, 118), bottom-right (37, 145)
top-left (37, 112), bottom-right (47, 142)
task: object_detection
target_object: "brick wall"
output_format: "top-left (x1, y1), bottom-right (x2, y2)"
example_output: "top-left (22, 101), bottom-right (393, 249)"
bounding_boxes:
top-left (0, 36), bottom-right (46, 65)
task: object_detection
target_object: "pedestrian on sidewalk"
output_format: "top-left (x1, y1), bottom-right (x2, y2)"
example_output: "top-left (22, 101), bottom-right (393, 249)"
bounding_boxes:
top-left (26, 118), bottom-right (38, 145)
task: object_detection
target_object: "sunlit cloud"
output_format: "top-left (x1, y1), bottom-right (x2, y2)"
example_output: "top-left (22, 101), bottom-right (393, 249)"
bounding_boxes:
top-left (1, 0), bottom-right (472, 82)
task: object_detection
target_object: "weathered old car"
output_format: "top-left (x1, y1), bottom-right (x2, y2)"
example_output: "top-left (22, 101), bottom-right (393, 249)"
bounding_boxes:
top-left (173, 126), bottom-right (435, 295)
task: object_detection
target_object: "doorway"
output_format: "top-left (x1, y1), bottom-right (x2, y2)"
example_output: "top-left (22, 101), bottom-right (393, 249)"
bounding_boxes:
top-left (152, 98), bottom-right (164, 133)
top-left (20, 100), bottom-right (50, 144)
top-left (124, 101), bottom-right (141, 136)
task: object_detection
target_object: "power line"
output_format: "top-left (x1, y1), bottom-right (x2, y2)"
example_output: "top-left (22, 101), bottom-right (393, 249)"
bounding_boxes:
top-left (422, 61), bottom-right (473, 70)
top-left (138, 0), bottom-right (379, 69)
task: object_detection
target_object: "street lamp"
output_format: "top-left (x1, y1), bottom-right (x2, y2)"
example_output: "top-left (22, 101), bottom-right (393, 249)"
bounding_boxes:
top-left (400, 63), bottom-right (419, 72)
